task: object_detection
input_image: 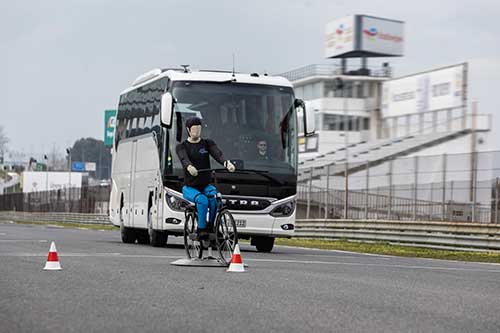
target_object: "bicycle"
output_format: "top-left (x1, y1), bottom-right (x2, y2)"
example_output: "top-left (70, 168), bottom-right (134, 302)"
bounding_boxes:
top-left (183, 169), bottom-right (238, 265)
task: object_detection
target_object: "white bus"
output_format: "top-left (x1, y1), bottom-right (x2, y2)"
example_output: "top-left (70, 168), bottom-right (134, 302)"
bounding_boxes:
top-left (109, 67), bottom-right (314, 252)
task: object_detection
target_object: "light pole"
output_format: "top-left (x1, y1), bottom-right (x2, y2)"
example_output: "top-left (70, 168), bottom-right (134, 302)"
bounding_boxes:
top-left (66, 148), bottom-right (72, 201)
top-left (44, 154), bottom-right (49, 209)
top-left (334, 77), bottom-right (349, 219)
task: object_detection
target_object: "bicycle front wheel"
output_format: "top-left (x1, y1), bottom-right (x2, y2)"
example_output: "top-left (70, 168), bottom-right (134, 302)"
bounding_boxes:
top-left (215, 209), bottom-right (238, 265)
top-left (184, 213), bottom-right (203, 259)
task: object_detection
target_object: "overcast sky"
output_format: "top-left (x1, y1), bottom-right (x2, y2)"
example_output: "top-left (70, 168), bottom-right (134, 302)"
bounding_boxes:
top-left (2, 0), bottom-right (499, 158)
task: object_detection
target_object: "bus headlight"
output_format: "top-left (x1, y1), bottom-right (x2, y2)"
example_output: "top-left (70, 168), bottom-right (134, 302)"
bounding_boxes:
top-left (270, 199), bottom-right (295, 217)
top-left (165, 192), bottom-right (190, 212)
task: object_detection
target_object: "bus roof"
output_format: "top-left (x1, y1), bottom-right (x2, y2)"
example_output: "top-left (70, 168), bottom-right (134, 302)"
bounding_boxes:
top-left (120, 69), bottom-right (293, 95)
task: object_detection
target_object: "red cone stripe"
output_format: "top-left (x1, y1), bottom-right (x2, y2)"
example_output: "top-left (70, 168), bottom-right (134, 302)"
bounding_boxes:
top-left (231, 253), bottom-right (242, 264)
top-left (47, 251), bottom-right (59, 262)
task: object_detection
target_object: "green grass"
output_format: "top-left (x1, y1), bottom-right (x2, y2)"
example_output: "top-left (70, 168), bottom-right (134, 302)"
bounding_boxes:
top-left (4, 220), bottom-right (500, 263)
top-left (275, 238), bottom-right (500, 264)
top-left (8, 220), bottom-right (118, 231)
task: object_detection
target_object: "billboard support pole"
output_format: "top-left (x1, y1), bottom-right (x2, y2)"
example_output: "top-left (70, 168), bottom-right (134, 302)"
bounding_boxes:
top-left (365, 160), bottom-right (369, 219)
top-left (450, 181), bottom-right (454, 222)
top-left (472, 151), bottom-right (478, 223)
top-left (388, 159), bottom-right (393, 220)
top-left (442, 154), bottom-right (447, 221)
top-left (306, 167), bottom-right (313, 219)
top-left (495, 177), bottom-right (499, 224)
top-left (413, 156), bottom-right (418, 220)
top-left (325, 165), bottom-right (331, 219)
top-left (343, 86), bottom-right (349, 220)
top-left (469, 100), bottom-right (478, 203)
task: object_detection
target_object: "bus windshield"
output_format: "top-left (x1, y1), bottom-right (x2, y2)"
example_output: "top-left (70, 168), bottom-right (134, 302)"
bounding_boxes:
top-left (170, 81), bottom-right (297, 175)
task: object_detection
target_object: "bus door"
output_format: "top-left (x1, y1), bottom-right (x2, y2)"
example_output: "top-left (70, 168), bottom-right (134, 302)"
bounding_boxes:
top-left (129, 140), bottom-right (138, 227)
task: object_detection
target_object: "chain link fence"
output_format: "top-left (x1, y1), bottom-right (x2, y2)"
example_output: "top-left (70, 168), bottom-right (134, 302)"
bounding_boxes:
top-left (298, 150), bottom-right (500, 223)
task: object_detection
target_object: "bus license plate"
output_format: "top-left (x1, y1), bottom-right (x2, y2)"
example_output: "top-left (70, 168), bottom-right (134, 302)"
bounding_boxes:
top-left (235, 219), bottom-right (246, 228)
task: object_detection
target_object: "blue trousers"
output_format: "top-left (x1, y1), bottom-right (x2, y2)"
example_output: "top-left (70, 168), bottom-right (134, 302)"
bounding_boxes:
top-left (182, 184), bottom-right (217, 229)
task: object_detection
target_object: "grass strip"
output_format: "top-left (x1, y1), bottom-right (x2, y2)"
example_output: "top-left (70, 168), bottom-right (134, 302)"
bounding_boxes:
top-left (4, 221), bottom-right (500, 264)
top-left (5, 220), bottom-right (117, 231)
top-left (275, 238), bottom-right (500, 264)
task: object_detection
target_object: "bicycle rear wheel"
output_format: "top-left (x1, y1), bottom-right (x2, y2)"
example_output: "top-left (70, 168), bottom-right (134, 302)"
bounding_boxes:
top-left (215, 209), bottom-right (238, 265)
top-left (184, 213), bottom-right (203, 259)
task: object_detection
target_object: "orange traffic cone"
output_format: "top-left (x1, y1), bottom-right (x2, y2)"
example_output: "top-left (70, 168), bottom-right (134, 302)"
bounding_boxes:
top-left (227, 244), bottom-right (245, 272)
top-left (43, 241), bottom-right (62, 270)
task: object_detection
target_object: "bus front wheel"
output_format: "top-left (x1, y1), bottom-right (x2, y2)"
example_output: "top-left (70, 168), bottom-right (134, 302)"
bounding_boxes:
top-left (252, 236), bottom-right (275, 253)
top-left (121, 224), bottom-right (136, 244)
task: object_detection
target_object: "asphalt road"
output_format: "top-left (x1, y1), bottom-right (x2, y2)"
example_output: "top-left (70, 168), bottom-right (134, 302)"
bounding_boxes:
top-left (1, 221), bottom-right (500, 333)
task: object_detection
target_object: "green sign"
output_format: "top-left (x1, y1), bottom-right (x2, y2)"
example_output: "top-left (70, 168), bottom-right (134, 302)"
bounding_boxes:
top-left (104, 110), bottom-right (117, 147)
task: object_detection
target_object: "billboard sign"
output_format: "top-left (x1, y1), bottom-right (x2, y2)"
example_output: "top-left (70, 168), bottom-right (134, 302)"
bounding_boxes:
top-left (381, 63), bottom-right (467, 118)
top-left (325, 15), bottom-right (404, 58)
top-left (104, 110), bottom-right (117, 147)
top-left (325, 16), bottom-right (355, 58)
top-left (85, 162), bottom-right (96, 172)
top-left (22, 172), bottom-right (82, 193)
top-left (72, 162), bottom-right (85, 172)
top-left (360, 16), bottom-right (404, 56)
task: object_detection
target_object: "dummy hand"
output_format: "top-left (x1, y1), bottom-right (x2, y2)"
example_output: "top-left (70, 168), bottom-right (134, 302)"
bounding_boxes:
top-left (224, 160), bottom-right (236, 173)
top-left (187, 165), bottom-right (198, 177)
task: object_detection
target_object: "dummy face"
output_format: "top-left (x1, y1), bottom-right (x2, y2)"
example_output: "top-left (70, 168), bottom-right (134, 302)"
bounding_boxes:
top-left (188, 125), bottom-right (202, 139)
top-left (257, 140), bottom-right (267, 156)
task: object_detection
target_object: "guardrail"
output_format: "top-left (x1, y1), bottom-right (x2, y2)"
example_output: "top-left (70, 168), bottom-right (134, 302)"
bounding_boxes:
top-left (295, 219), bottom-right (500, 250)
top-left (2, 212), bottom-right (499, 251)
top-left (0, 211), bottom-right (111, 225)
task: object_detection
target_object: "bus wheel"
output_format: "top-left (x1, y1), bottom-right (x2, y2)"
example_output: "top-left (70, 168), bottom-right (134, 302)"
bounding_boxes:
top-left (119, 198), bottom-right (135, 243)
top-left (136, 230), bottom-right (150, 245)
top-left (252, 236), bottom-right (275, 253)
top-left (148, 208), bottom-right (167, 247)
top-left (120, 221), bottom-right (136, 244)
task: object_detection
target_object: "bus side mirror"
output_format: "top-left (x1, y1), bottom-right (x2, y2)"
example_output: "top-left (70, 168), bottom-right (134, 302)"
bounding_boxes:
top-left (295, 99), bottom-right (315, 136)
top-left (161, 92), bottom-right (174, 127)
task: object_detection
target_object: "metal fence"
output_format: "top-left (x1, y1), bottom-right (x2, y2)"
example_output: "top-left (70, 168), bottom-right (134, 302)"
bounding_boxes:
top-left (1, 151), bottom-right (499, 223)
top-left (0, 185), bottom-right (110, 214)
top-left (298, 150), bottom-right (500, 223)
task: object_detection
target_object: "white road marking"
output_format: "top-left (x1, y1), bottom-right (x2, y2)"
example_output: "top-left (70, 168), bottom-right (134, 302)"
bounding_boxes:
top-left (0, 251), bottom-right (499, 273)
top-left (0, 239), bottom-right (48, 243)
top-left (245, 258), bottom-right (500, 273)
top-left (0, 232), bottom-right (7, 236)
top-left (275, 245), bottom-right (500, 266)
top-left (0, 252), bottom-right (180, 259)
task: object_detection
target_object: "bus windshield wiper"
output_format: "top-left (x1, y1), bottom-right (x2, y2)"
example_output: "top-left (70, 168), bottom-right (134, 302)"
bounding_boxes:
top-left (198, 168), bottom-right (285, 186)
top-left (234, 169), bottom-right (285, 186)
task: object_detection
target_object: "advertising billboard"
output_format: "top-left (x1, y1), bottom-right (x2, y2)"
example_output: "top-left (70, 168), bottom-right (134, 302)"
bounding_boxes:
top-left (324, 16), bottom-right (356, 58)
top-left (104, 110), bottom-right (117, 147)
top-left (22, 172), bottom-right (82, 193)
top-left (360, 16), bottom-right (404, 56)
top-left (325, 15), bottom-right (404, 58)
top-left (381, 63), bottom-right (467, 118)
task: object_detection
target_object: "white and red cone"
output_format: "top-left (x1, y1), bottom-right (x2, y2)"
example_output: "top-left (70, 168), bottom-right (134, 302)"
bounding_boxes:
top-left (43, 241), bottom-right (62, 270)
top-left (227, 244), bottom-right (245, 272)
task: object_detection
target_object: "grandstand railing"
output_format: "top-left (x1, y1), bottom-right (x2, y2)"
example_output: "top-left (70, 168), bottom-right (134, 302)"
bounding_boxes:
top-left (279, 64), bottom-right (392, 82)
top-left (298, 150), bottom-right (500, 224)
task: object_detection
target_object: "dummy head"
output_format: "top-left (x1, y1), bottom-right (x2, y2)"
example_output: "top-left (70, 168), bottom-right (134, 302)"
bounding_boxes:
top-left (185, 117), bottom-right (202, 140)
top-left (257, 139), bottom-right (267, 156)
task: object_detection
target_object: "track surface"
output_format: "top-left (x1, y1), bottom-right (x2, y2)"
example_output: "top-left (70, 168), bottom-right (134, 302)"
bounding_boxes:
top-left (1, 222), bottom-right (500, 333)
